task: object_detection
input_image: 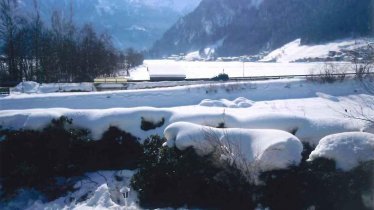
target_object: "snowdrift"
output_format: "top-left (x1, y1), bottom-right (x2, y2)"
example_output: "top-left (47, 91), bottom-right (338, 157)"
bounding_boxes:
top-left (309, 132), bottom-right (374, 171)
top-left (198, 97), bottom-right (254, 108)
top-left (164, 122), bottom-right (303, 175)
top-left (0, 107), bottom-right (369, 145)
top-left (11, 82), bottom-right (94, 94)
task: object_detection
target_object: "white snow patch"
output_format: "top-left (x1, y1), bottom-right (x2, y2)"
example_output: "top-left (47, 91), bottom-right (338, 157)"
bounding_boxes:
top-left (11, 82), bottom-right (94, 94)
top-left (261, 38), bottom-right (371, 63)
top-left (308, 132), bottom-right (374, 171)
top-left (198, 97), bottom-right (254, 108)
top-left (164, 122), bottom-right (303, 179)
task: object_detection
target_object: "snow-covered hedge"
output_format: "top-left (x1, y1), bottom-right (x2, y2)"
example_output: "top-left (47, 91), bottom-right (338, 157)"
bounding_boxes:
top-left (309, 132), bottom-right (374, 171)
top-left (164, 122), bottom-right (303, 179)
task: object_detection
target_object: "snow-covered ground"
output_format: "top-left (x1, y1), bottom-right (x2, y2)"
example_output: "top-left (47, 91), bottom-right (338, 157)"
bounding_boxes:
top-left (1, 170), bottom-right (139, 210)
top-left (10, 82), bottom-right (95, 94)
top-left (261, 38), bottom-right (372, 63)
top-left (1, 75), bottom-right (374, 209)
top-left (131, 60), bottom-right (349, 80)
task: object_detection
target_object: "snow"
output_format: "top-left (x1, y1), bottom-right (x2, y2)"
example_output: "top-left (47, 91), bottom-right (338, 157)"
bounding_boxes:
top-left (164, 122), bottom-right (303, 178)
top-left (137, 60), bottom-right (334, 80)
top-left (308, 132), bottom-right (374, 171)
top-left (261, 38), bottom-right (371, 63)
top-left (1, 79), bottom-right (367, 109)
top-left (11, 82), bottom-right (94, 94)
top-left (1, 170), bottom-right (139, 210)
top-left (198, 97), bottom-right (254, 108)
top-left (1, 79), bottom-right (373, 144)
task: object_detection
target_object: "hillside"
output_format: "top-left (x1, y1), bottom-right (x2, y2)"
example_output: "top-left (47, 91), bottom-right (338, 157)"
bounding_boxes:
top-left (150, 0), bottom-right (373, 57)
top-left (18, 0), bottom-right (201, 50)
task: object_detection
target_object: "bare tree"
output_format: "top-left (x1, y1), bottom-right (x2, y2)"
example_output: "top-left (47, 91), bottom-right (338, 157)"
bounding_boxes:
top-left (0, 0), bottom-right (24, 82)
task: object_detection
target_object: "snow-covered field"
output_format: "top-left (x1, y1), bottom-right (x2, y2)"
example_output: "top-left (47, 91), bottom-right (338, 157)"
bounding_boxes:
top-left (1, 69), bottom-right (374, 209)
top-left (132, 60), bottom-right (350, 80)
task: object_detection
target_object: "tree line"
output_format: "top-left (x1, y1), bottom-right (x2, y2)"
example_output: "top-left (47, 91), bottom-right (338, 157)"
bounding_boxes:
top-left (0, 0), bottom-right (144, 85)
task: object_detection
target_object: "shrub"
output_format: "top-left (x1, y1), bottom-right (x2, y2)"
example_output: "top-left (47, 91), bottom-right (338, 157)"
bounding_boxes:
top-left (131, 135), bottom-right (255, 209)
top-left (259, 158), bottom-right (374, 210)
top-left (212, 73), bottom-right (229, 81)
top-left (140, 117), bottom-right (165, 131)
top-left (132, 138), bottom-right (374, 210)
top-left (0, 117), bottom-right (142, 200)
top-left (307, 63), bottom-right (347, 83)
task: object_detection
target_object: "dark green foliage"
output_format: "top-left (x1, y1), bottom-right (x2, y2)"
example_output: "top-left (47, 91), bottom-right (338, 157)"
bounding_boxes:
top-left (0, 117), bottom-right (142, 200)
top-left (84, 126), bottom-right (142, 171)
top-left (140, 117), bottom-right (165, 131)
top-left (212, 73), bottom-right (229, 81)
top-left (259, 158), bottom-right (374, 210)
top-left (131, 135), bottom-right (255, 209)
top-left (132, 138), bottom-right (374, 210)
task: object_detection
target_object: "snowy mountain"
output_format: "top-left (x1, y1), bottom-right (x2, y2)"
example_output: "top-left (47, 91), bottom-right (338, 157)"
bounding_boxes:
top-left (150, 0), bottom-right (374, 57)
top-left (18, 0), bottom-right (201, 50)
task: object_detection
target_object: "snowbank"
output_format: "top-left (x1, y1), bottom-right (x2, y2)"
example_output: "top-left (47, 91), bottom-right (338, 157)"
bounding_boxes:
top-left (2, 78), bottom-right (369, 110)
top-left (12, 81), bottom-right (40, 94)
top-left (308, 132), bottom-right (374, 171)
top-left (198, 97), bottom-right (254, 108)
top-left (11, 82), bottom-right (94, 94)
top-left (164, 122), bottom-right (303, 175)
top-left (0, 107), bottom-right (369, 145)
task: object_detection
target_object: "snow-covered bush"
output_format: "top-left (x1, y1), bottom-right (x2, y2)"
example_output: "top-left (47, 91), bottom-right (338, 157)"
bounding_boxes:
top-left (0, 117), bottom-right (142, 200)
top-left (307, 63), bottom-right (347, 83)
top-left (308, 132), bottom-right (374, 171)
top-left (131, 134), bottom-right (374, 210)
top-left (131, 135), bottom-right (256, 209)
top-left (164, 122), bottom-right (303, 182)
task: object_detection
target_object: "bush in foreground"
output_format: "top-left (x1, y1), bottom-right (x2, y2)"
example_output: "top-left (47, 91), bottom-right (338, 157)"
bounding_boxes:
top-left (0, 117), bottom-right (142, 200)
top-left (132, 138), bottom-right (374, 210)
top-left (131, 135), bottom-right (255, 209)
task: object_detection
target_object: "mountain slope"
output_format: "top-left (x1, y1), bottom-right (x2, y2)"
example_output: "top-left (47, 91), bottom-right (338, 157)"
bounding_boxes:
top-left (19, 0), bottom-right (201, 50)
top-left (150, 0), bottom-right (373, 57)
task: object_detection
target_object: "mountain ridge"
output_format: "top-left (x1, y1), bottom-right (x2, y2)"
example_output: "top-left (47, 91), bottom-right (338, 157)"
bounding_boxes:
top-left (150, 0), bottom-right (374, 57)
top-left (19, 0), bottom-right (201, 50)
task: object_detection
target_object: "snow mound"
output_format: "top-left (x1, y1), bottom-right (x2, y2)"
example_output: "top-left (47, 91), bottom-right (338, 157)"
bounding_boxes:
top-left (0, 108), bottom-right (369, 145)
top-left (11, 82), bottom-right (94, 94)
top-left (12, 81), bottom-right (40, 94)
top-left (308, 132), bottom-right (374, 171)
top-left (164, 122), bottom-right (303, 176)
top-left (198, 97), bottom-right (254, 108)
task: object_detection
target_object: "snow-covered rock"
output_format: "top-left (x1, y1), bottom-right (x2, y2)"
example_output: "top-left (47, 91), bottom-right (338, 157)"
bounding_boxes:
top-left (308, 132), bottom-right (374, 171)
top-left (164, 122), bottom-right (303, 176)
top-left (198, 97), bottom-right (254, 108)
